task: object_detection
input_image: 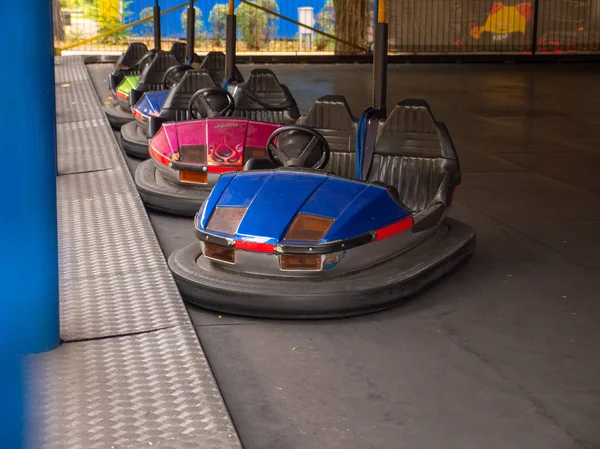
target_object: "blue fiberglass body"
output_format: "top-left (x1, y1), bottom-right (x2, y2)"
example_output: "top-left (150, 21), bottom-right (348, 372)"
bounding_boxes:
top-left (196, 171), bottom-right (411, 244)
top-left (134, 90), bottom-right (169, 118)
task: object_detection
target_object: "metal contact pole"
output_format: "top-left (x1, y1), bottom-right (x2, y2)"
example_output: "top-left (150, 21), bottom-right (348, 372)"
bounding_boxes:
top-left (531, 0), bottom-right (540, 55)
top-left (372, 0), bottom-right (388, 114)
top-left (186, 0), bottom-right (195, 63)
top-left (225, 0), bottom-right (236, 80)
top-left (153, 0), bottom-right (161, 50)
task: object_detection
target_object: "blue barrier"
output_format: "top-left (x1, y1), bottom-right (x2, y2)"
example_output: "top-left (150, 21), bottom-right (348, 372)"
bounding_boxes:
top-left (0, 0), bottom-right (59, 441)
top-left (0, 0), bottom-right (60, 355)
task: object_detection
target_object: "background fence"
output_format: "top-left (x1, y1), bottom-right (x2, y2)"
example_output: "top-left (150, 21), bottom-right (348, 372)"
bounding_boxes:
top-left (53, 0), bottom-right (600, 55)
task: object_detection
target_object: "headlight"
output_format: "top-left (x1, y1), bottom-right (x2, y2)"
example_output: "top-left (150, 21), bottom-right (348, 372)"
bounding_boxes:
top-left (206, 206), bottom-right (247, 235)
top-left (283, 214), bottom-right (334, 242)
top-left (179, 171), bottom-right (208, 184)
top-left (280, 254), bottom-right (322, 271)
top-left (205, 242), bottom-right (235, 264)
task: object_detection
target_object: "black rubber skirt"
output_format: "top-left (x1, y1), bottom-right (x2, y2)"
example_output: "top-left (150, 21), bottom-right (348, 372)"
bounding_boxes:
top-left (168, 218), bottom-right (476, 319)
top-left (104, 100), bottom-right (133, 129)
top-left (121, 121), bottom-right (150, 159)
top-left (135, 159), bottom-right (210, 216)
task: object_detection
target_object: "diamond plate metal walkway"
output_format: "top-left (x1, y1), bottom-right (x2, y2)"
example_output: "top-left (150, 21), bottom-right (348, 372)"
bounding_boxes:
top-left (28, 56), bottom-right (241, 449)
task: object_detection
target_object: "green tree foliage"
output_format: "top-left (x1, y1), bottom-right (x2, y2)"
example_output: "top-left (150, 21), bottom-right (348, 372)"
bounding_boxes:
top-left (315, 0), bottom-right (335, 50)
top-left (236, 0), bottom-right (280, 50)
top-left (259, 0), bottom-right (280, 43)
top-left (209, 3), bottom-right (228, 43)
top-left (98, 0), bottom-right (132, 43)
top-left (140, 7), bottom-right (153, 37)
top-left (316, 0), bottom-right (335, 34)
top-left (180, 6), bottom-right (204, 38)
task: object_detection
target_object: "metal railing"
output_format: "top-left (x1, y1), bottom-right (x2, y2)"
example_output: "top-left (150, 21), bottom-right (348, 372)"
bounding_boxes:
top-left (52, 0), bottom-right (600, 56)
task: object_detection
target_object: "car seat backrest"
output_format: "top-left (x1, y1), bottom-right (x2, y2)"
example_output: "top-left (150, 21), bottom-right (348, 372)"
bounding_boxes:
top-left (170, 42), bottom-right (188, 64)
top-left (296, 95), bottom-right (356, 178)
top-left (231, 69), bottom-right (300, 124)
top-left (137, 51), bottom-right (180, 91)
top-left (199, 51), bottom-right (243, 84)
top-left (367, 100), bottom-right (457, 213)
top-left (244, 69), bottom-right (288, 104)
top-left (374, 99), bottom-right (443, 157)
top-left (159, 70), bottom-right (217, 121)
top-left (117, 42), bottom-right (149, 69)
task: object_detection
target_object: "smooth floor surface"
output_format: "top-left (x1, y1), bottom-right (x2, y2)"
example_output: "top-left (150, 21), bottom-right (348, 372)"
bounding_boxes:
top-left (89, 63), bottom-right (600, 449)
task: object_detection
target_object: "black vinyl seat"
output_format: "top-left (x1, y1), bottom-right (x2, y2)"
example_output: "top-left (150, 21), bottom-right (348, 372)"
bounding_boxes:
top-left (366, 99), bottom-right (461, 231)
top-left (296, 95), bottom-right (357, 178)
top-left (115, 42), bottom-right (149, 69)
top-left (169, 42), bottom-right (202, 65)
top-left (198, 51), bottom-right (243, 85)
top-left (169, 42), bottom-right (188, 64)
top-left (111, 43), bottom-right (191, 96)
top-left (148, 70), bottom-right (218, 137)
top-left (129, 51), bottom-right (180, 107)
top-left (243, 158), bottom-right (278, 171)
top-left (230, 69), bottom-right (300, 125)
top-left (109, 43), bottom-right (152, 94)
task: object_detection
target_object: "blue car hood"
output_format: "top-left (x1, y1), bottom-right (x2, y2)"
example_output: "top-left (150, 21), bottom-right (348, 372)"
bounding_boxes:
top-left (197, 171), bottom-right (411, 244)
top-left (134, 90), bottom-right (169, 117)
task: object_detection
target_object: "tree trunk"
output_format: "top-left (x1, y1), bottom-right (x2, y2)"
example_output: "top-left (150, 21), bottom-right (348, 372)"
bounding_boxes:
top-left (52, 0), bottom-right (65, 42)
top-left (332, 0), bottom-right (369, 53)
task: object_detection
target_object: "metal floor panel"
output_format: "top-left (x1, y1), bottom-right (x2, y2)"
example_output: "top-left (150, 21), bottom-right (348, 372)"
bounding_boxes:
top-left (30, 326), bottom-right (241, 449)
top-left (31, 56), bottom-right (242, 449)
top-left (57, 177), bottom-right (188, 341)
top-left (54, 56), bottom-right (91, 84)
top-left (55, 79), bottom-right (105, 124)
top-left (57, 119), bottom-right (122, 174)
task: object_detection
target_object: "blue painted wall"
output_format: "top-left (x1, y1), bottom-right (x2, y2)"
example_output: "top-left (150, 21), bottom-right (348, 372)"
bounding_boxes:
top-left (127, 0), bottom-right (328, 39)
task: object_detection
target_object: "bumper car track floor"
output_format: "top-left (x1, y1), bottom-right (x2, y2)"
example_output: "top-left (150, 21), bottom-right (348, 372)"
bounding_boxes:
top-left (89, 63), bottom-right (600, 449)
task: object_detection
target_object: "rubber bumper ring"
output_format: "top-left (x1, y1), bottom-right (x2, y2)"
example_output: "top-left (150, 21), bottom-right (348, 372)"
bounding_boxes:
top-left (120, 121), bottom-right (150, 159)
top-left (104, 100), bottom-right (134, 129)
top-left (168, 218), bottom-right (476, 319)
top-left (134, 159), bottom-right (211, 216)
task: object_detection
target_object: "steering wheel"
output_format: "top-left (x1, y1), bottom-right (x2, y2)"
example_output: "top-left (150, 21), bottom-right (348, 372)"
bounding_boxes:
top-left (163, 64), bottom-right (192, 89)
top-left (137, 50), bottom-right (156, 72)
top-left (188, 88), bottom-right (235, 119)
top-left (266, 126), bottom-right (330, 169)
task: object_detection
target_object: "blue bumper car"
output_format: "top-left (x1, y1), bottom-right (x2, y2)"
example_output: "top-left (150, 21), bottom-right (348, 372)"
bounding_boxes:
top-left (168, 97), bottom-right (476, 318)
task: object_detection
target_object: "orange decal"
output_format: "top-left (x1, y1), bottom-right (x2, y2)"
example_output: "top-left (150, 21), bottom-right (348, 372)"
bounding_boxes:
top-left (490, 3), bottom-right (503, 14)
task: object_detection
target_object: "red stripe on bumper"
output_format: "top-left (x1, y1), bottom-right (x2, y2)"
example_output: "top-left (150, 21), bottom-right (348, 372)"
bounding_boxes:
top-left (374, 216), bottom-right (413, 241)
top-left (149, 145), bottom-right (171, 167)
top-left (235, 240), bottom-right (275, 253)
top-left (208, 165), bottom-right (242, 173)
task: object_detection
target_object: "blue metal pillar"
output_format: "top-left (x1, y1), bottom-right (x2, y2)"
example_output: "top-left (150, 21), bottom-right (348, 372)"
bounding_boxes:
top-left (0, 0), bottom-right (60, 354)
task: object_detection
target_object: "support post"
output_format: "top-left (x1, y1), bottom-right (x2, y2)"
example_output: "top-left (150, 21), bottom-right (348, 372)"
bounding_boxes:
top-left (153, 0), bottom-right (161, 50)
top-left (531, 0), bottom-right (540, 55)
top-left (225, 0), bottom-right (236, 80)
top-left (372, 0), bottom-right (379, 48)
top-left (0, 0), bottom-right (60, 354)
top-left (186, 0), bottom-right (195, 64)
top-left (372, 22), bottom-right (388, 114)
